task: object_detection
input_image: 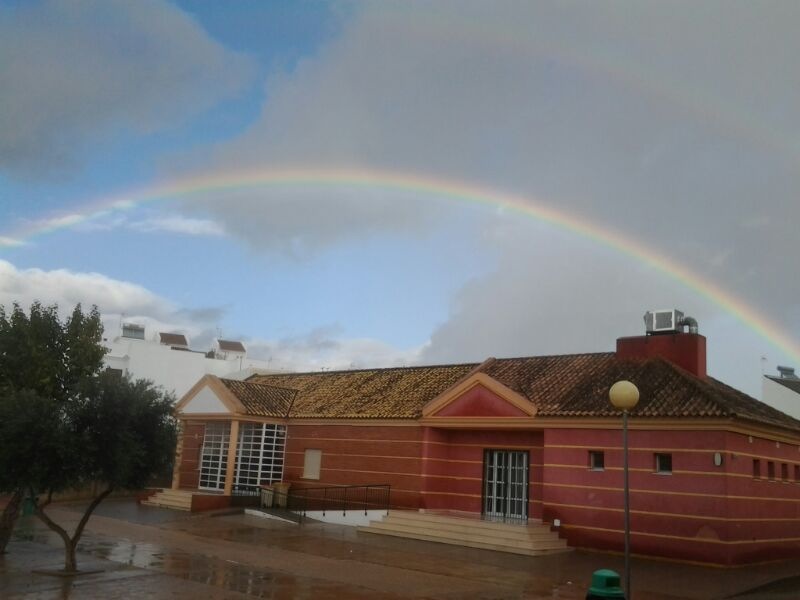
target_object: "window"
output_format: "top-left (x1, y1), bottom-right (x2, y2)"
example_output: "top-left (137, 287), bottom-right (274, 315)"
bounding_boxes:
top-left (654, 453), bottom-right (672, 474)
top-left (121, 323), bottom-right (145, 339)
top-left (795, 465), bottom-right (800, 483)
top-left (782, 463), bottom-right (789, 482)
top-left (303, 449), bottom-right (322, 480)
top-left (232, 423), bottom-right (286, 489)
top-left (767, 461), bottom-right (775, 481)
top-left (753, 459), bottom-right (761, 479)
top-left (589, 451), bottom-right (605, 471)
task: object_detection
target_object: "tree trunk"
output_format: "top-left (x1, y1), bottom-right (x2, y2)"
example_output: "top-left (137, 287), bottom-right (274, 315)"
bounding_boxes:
top-left (34, 485), bottom-right (114, 573)
top-left (0, 488), bottom-right (24, 554)
top-left (65, 541), bottom-right (77, 572)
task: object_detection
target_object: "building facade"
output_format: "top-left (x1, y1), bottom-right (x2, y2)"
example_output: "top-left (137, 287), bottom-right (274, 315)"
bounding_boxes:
top-left (104, 324), bottom-right (275, 397)
top-left (172, 329), bottom-right (800, 565)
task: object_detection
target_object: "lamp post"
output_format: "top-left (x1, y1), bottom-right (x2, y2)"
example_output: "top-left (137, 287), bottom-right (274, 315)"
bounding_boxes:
top-left (609, 380), bottom-right (639, 600)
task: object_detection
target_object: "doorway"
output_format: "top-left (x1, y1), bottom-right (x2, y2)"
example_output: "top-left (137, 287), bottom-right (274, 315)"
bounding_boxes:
top-left (483, 449), bottom-right (529, 521)
top-left (199, 422), bottom-right (231, 491)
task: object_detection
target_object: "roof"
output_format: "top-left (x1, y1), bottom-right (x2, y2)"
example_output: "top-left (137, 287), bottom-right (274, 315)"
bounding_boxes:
top-left (218, 379), bottom-right (296, 417)
top-left (159, 332), bottom-right (188, 347)
top-left (244, 363), bottom-right (477, 418)
top-left (766, 375), bottom-right (800, 396)
top-left (218, 339), bottom-right (246, 353)
top-left (207, 354), bottom-right (800, 433)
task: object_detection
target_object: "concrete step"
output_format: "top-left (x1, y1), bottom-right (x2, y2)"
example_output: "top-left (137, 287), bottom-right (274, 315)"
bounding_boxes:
top-left (358, 525), bottom-right (570, 556)
top-left (383, 512), bottom-right (553, 538)
top-left (142, 489), bottom-right (193, 511)
top-left (362, 521), bottom-right (567, 550)
top-left (358, 511), bottom-right (570, 557)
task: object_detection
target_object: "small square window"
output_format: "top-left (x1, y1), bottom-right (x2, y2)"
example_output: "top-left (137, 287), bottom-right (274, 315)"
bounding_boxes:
top-left (654, 453), bottom-right (672, 474)
top-left (753, 459), bottom-right (761, 479)
top-left (589, 451), bottom-right (605, 471)
top-left (303, 449), bottom-right (322, 480)
top-left (767, 461), bottom-right (775, 480)
top-left (781, 463), bottom-right (789, 481)
top-left (794, 465), bottom-right (800, 483)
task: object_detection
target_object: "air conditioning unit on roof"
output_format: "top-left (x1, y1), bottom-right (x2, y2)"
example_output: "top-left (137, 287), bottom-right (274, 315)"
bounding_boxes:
top-left (644, 309), bottom-right (684, 334)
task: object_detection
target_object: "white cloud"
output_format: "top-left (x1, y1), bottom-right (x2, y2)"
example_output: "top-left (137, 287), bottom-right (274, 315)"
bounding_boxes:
top-left (0, 258), bottom-right (178, 323)
top-left (129, 214), bottom-right (226, 237)
top-left (0, 259), bottom-right (418, 370)
top-left (0, 0), bottom-right (254, 176)
top-left (243, 327), bottom-right (423, 373)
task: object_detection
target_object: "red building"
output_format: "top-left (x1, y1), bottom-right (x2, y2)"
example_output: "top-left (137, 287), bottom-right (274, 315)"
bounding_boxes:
top-left (167, 324), bottom-right (800, 566)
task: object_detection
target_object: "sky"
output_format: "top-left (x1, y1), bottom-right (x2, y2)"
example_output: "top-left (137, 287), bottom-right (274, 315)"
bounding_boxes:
top-left (1, 0), bottom-right (799, 398)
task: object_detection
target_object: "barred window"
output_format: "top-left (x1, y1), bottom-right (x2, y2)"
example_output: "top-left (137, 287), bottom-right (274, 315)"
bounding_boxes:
top-left (233, 423), bottom-right (286, 489)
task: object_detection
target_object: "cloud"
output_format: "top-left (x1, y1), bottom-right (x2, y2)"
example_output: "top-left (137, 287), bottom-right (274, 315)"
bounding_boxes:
top-left (243, 326), bottom-right (423, 373)
top-left (66, 211), bottom-right (225, 237)
top-left (172, 1), bottom-right (799, 384)
top-left (0, 0), bottom-right (254, 176)
top-left (0, 259), bottom-right (186, 333)
top-left (0, 259), bottom-right (418, 370)
top-left (128, 214), bottom-right (226, 237)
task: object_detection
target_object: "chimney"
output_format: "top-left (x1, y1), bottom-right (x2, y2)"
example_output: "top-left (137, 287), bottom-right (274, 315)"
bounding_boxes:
top-left (616, 310), bottom-right (707, 378)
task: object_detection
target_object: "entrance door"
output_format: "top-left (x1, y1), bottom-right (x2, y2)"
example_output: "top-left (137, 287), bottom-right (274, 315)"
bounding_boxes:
top-left (199, 422), bottom-right (231, 491)
top-left (483, 449), bottom-right (529, 521)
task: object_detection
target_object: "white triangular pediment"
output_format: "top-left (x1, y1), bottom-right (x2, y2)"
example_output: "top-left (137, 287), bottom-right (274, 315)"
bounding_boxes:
top-left (182, 385), bottom-right (231, 414)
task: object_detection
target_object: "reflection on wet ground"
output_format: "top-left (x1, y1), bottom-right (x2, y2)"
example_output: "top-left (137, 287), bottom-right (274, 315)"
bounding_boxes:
top-left (3, 498), bottom-right (800, 599)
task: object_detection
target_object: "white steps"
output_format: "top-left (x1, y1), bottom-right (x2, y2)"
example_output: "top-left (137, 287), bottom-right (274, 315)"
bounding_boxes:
top-left (141, 489), bottom-right (193, 511)
top-left (359, 511), bottom-right (570, 556)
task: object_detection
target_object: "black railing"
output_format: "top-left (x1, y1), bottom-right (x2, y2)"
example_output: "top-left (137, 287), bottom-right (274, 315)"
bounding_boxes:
top-left (286, 484), bottom-right (390, 518)
top-left (230, 484), bottom-right (261, 507)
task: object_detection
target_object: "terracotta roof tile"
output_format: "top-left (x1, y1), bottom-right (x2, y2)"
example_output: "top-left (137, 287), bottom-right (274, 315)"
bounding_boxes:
top-left (247, 364), bottom-right (477, 418)
top-left (219, 379), bottom-right (296, 417)
top-left (159, 332), bottom-right (188, 346)
top-left (218, 339), bottom-right (246, 353)
top-left (214, 354), bottom-right (800, 433)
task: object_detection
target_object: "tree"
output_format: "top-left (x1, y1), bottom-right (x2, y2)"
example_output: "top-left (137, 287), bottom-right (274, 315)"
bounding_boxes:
top-left (28, 371), bottom-right (177, 572)
top-left (0, 302), bottom-right (104, 554)
top-left (0, 303), bottom-right (176, 572)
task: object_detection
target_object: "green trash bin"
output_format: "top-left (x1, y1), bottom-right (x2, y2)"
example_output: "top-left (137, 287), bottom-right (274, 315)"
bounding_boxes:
top-left (585, 569), bottom-right (625, 599)
top-left (21, 497), bottom-right (35, 516)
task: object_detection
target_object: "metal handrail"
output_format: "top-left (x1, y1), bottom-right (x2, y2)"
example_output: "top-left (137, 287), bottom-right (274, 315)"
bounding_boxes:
top-left (259, 484), bottom-right (390, 522)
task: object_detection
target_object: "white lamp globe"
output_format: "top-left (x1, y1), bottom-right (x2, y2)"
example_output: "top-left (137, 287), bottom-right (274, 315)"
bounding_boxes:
top-left (609, 380), bottom-right (640, 411)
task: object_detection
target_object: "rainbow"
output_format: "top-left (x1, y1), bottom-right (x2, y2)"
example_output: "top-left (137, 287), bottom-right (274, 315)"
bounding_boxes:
top-left (2, 166), bottom-right (798, 362)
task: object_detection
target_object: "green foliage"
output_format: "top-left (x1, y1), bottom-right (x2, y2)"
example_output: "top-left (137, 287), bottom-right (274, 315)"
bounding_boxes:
top-left (0, 302), bottom-right (105, 403)
top-left (75, 371), bottom-right (178, 490)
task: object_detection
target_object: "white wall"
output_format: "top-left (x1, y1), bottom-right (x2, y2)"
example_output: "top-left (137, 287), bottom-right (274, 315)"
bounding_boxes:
top-left (104, 337), bottom-right (276, 398)
top-left (762, 377), bottom-right (800, 421)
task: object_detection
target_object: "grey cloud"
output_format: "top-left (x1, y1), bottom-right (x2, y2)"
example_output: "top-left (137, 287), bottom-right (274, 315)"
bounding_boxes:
top-left (177, 2), bottom-right (798, 385)
top-left (0, 0), bottom-right (254, 176)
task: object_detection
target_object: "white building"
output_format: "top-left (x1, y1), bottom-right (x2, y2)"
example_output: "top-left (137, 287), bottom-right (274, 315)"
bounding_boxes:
top-left (104, 323), bottom-right (277, 398)
top-left (763, 365), bottom-right (800, 421)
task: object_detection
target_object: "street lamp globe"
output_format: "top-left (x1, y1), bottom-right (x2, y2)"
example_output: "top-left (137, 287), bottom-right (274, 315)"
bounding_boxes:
top-left (609, 380), bottom-right (640, 411)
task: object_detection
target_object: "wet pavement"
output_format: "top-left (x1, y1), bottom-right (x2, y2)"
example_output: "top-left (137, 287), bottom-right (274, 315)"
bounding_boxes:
top-left (1, 498), bottom-right (799, 599)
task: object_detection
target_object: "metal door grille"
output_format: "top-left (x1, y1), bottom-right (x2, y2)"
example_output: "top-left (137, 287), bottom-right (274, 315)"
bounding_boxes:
top-left (233, 423), bottom-right (287, 489)
top-left (483, 449), bottom-right (529, 522)
top-left (199, 422), bottom-right (230, 490)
